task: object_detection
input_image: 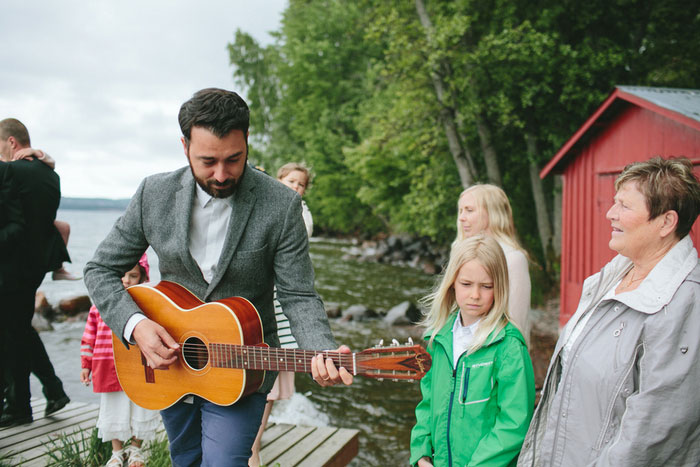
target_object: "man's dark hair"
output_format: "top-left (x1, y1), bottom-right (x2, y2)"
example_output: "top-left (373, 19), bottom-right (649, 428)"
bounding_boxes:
top-left (0, 118), bottom-right (31, 146)
top-left (178, 88), bottom-right (249, 147)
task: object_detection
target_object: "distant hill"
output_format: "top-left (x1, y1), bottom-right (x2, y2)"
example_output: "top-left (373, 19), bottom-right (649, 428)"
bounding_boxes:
top-left (59, 197), bottom-right (131, 210)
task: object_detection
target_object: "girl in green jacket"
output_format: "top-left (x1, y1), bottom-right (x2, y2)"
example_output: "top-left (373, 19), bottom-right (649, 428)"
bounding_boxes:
top-left (410, 236), bottom-right (535, 467)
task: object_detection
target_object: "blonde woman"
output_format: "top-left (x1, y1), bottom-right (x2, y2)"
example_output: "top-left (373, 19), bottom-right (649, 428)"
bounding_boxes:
top-left (411, 236), bottom-right (535, 466)
top-left (456, 184), bottom-right (531, 345)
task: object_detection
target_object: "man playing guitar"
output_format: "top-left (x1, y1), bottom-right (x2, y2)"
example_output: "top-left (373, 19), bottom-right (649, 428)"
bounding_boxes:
top-left (84, 88), bottom-right (352, 466)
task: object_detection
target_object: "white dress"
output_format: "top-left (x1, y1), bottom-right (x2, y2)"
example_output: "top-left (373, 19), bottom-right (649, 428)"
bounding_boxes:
top-left (97, 391), bottom-right (161, 442)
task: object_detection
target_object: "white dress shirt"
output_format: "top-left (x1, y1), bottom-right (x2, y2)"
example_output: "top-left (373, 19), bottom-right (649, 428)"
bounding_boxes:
top-left (452, 315), bottom-right (481, 368)
top-left (124, 183), bottom-right (233, 341)
top-left (188, 183), bottom-right (233, 283)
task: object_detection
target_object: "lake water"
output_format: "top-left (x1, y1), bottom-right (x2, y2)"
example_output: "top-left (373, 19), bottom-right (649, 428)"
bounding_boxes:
top-left (33, 208), bottom-right (435, 465)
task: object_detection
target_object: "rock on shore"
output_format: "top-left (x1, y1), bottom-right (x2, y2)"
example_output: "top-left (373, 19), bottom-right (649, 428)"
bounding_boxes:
top-left (341, 235), bottom-right (448, 275)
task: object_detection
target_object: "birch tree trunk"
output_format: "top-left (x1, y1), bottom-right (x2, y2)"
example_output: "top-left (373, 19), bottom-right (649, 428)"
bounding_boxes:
top-left (476, 117), bottom-right (502, 186)
top-left (525, 132), bottom-right (554, 267)
top-left (415, 0), bottom-right (476, 187)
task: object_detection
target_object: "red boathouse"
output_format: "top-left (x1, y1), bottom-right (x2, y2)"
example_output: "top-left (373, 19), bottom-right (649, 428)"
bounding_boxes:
top-left (540, 86), bottom-right (700, 326)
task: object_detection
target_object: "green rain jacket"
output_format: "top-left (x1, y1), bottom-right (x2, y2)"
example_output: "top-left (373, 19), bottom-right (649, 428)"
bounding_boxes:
top-left (410, 314), bottom-right (535, 466)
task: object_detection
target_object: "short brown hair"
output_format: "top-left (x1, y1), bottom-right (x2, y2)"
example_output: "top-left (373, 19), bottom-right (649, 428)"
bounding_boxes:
top-left (178, 88), bottom-right (249, 147)
top-left (615, 156), bottom-right (700, 238)
top-left (0, 118), bottom-right (31, 146)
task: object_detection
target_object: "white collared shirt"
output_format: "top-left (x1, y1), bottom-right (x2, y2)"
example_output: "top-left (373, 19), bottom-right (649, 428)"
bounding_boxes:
top-left (124, 182), bottom-right (233, 342)
top-left (452, 315), bottom-right (481, 368)
top-left (188, 183), bottom-right (233, 283)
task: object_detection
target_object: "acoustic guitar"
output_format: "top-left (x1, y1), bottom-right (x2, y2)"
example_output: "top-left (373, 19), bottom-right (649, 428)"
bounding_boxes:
top-left (112, 281), bottom-right (432, 410)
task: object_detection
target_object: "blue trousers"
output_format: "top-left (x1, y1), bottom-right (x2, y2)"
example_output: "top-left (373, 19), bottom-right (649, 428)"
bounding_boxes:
top-left (160, 393), bottom-right (267, 467)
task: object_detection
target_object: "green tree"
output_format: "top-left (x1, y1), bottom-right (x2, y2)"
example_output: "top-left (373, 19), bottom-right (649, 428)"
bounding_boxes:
top-left (229, 0), bottom-right (700, 289)
top-left (229, 0), bottom-right (384, 234)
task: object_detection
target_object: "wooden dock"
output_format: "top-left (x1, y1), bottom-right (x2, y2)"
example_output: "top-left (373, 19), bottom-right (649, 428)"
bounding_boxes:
top-left (0, 398), bottom-right (359, 466)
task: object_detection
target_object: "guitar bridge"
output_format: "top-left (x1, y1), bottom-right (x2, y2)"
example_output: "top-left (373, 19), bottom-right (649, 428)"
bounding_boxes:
top-left (141, 351), bottom-right (155, 383)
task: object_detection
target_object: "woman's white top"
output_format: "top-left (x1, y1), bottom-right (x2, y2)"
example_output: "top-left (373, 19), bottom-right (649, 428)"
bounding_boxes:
top-left (498, 240), bottom-right (531, 346)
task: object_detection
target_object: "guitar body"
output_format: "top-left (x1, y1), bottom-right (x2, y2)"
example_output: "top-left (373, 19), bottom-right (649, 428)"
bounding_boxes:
top-left (112, 281), bottom-right (265, 410)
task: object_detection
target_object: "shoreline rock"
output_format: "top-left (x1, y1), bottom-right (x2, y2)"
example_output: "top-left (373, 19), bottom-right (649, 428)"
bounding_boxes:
top-left (33, 293), bottom-right (93, 326)
top-left (341, 234), bottom-right (448, 275)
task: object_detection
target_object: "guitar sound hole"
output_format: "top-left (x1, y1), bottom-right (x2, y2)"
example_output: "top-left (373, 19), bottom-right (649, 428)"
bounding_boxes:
top-left (182, 337), bottom-right (209, 370)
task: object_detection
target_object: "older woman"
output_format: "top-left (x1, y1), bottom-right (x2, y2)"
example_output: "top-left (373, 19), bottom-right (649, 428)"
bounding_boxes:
top-left (456, 184), bottom-right (532, 344)
top-left (518, 156), bottom-right (700, 467)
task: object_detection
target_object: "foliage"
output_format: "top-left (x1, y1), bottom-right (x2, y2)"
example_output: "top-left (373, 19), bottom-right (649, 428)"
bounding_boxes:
top-left (144, 435), bottom-right (172, 467)
top-left (43, 428), bottom-right (171, 466)
top-left (228, 0), bottom-right (700, 286)
top-left (44, 428), bottom-right (111, 466)
top-left (229, 0), bottom-right (385, 234)
top-left (0, 450), bottom-right (16, 467)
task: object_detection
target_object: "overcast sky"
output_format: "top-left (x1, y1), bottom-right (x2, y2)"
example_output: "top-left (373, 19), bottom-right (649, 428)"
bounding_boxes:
top-left (0, 0), bottom-right (287, 199)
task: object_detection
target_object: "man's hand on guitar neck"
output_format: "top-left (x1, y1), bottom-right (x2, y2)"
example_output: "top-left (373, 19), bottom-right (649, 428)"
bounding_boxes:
top-left (311, 345), bottom-right (354, 387)
top-left (132, 319), bottom-right (180, 369)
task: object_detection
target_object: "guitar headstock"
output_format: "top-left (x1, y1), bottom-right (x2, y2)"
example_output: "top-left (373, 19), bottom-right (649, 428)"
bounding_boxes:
top-left (356, 338), bottom-right (431, 381)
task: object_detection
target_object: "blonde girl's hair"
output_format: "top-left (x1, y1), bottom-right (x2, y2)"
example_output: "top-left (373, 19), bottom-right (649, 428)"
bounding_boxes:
top-left (277, 162), bottom-right (310, 182)
top-left (454, 184), bottom-right (528, 258)
top-left (421, 235), bottom-right (510, 353)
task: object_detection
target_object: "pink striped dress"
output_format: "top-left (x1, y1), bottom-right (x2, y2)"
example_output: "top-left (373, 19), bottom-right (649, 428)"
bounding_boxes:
top-left (80, 305), bottom-right (121, 393)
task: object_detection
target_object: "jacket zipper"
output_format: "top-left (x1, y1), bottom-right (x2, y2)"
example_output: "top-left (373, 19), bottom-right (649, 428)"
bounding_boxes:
top-left (441, 344), bottom-right (459, 467)
top-left (447, 366), bottom-right (457, 467)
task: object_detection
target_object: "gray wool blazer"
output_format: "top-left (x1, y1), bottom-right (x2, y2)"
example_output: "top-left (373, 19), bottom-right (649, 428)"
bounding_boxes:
top-left (84, 164), bottom-right (336, 393)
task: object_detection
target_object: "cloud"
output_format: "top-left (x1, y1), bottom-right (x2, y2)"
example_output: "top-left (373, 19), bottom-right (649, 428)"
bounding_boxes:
top-left (0, 0), bottom-right (286, 198)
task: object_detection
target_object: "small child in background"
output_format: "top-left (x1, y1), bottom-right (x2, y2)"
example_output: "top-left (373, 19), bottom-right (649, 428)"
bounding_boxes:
top-left (277, 162), bottom-right (313, 237)
top-left (410, 236), bottom-right (535, 467)
top-left (80, 254), bottom-right (160, 467)
top-left (249, 163), bottom-right (313, 467)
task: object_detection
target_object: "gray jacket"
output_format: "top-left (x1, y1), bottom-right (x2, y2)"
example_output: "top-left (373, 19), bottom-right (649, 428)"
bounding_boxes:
top-left (84, 164), bottom-right (336, 393)
top-left (518, 236), bottom-right (700, 467)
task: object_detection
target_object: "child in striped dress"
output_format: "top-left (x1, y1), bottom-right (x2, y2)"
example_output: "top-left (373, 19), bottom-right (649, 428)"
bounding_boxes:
top-left (80, 254), bottom-right (160, 467)
top-left (249, 163), bottom-right (313, 467)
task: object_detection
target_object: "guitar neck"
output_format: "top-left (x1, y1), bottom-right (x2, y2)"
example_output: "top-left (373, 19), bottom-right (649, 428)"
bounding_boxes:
top-left (180, 340), bottom-right (429, 380)
top-left (203, 344), bottom-right (356, 374)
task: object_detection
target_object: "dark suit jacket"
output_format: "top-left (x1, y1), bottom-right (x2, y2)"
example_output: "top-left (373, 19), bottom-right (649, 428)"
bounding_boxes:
top-left (84, 164), bottom-right (336, 393)
top-left (0, 162), bottom-right (26, 291)
top-left (1, 159), bottom-right (69, 287)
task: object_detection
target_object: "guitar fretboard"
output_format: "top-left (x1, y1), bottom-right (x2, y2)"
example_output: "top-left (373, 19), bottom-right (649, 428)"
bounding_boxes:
top-left (186, 343), bottom-right (358, 374)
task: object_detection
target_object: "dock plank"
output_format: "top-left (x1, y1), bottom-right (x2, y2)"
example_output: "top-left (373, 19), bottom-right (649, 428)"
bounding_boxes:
top-left (273, 425), bottom-right (338, 466)
top-left (261, 424), bottom-right (317, 464)
top-left (0, 400), bottom-right (359, 466)
top-left (260, 422), bottom-right (297, 447)
top-left (297, 428), bottom-right (359, 467)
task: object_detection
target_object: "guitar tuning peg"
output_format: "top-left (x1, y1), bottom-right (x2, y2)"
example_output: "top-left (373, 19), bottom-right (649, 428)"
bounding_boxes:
top-left (391, 339), bottom-right (400, 347)
top-left (377, 378), bottom-right (384, 382)
top-left (407, 337), bottom-right (414, 346)
top-left (377, 339), bottom-right (384, 348)
top-left (392, 378), bottom-right (399, 383)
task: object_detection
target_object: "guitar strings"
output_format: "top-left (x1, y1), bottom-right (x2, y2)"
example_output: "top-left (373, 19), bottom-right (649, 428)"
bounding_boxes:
top-left (180, 343), bottom-right (357, 367)
top-left (178, 343), bottom-right (423, 377)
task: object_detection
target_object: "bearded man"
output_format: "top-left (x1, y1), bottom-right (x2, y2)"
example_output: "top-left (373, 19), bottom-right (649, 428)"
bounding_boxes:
top-left (84, 88), bottom-right (352, 466)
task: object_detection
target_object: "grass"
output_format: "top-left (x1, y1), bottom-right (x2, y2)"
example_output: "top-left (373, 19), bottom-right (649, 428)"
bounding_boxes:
top-left (3, 428), bottom-right (276, 466)
top-left (42, 428), bottom-right (171, 466)
top-left (0, 451), bottom-right (16, 467)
